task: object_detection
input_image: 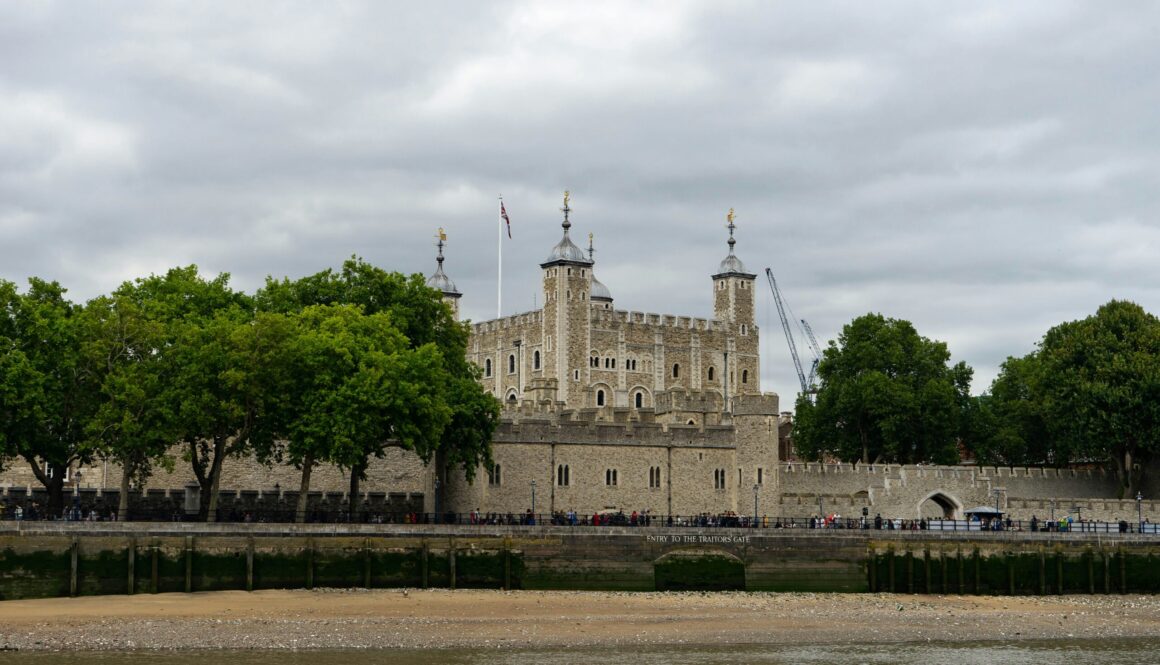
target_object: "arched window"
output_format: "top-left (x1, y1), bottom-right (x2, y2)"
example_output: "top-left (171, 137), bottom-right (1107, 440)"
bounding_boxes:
top-left (508, 354), bottom-right (516, 373)
top-left (605, 469), bottom-right (617, 486)
top-left (596, 389), bottom-right (605, 407)
top-left (634, 392), bottom-right (643, 409)
top-left (742, 369), bottom-right (749, 384)
top-left (672, 363), bottom-right (680, 379)
top-left (557, 464), bottom-right (570, 487)
top-left (707, 366), bottom-right (715, 381)
top-left (484, 358), bottom-right (492, 377)
top-left (533, 350), bottom-right (541, 370)
top-left (740, 324), bottom-right (748, 336)
top-left (488, 464), bottom-right (502, 486)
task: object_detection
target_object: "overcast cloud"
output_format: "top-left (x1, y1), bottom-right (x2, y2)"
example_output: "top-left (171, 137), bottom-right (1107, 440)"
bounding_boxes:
top-left (3, 1), bottom-right (1158, 405)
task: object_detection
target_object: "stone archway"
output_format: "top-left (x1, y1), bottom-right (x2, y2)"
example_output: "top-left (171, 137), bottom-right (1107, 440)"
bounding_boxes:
top-left (918, 491), bottom-right (961, 519)
top-left (654, 549), bottom-right (746, 591)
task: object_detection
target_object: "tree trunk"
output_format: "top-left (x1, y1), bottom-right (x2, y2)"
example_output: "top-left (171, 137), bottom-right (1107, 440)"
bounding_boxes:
top-left (118, 464), bottom-right (132, 521)
top-left (199, 436), bottom-right (227, 522)
top-left (348, 459), bottom-right (366, 522)
top-left (296, 453), bottom-right (314, 524)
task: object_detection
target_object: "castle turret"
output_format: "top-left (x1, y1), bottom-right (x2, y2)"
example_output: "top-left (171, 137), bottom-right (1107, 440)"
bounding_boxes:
top-left (539, 191), bottom-right (593, 406)
top-left (587, 232), bottom-right (613, 310)
top-left (711, 209), bottom-right (760, 399)
top-left (426, 228), bottom-right (462, 320)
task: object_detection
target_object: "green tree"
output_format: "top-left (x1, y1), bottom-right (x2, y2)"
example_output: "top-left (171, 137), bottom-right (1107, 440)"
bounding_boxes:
top-left (971, 353), bottom-right (1053, 466)
top-left (793, 313), bottom-right (971, 465)
top-left (81, 288), bottom-right (178, 520)
top-left (136, 266), bottom-right (265, 521)
top-left (1036, 300), bottom-right (1160, 496)
top-left (0, 278), bottom-right (97, 517)
top-left (258, 257), bottom-right (498, 518)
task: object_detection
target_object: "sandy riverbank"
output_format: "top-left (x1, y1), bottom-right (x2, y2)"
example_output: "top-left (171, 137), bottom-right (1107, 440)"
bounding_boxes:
top-left (1, 589), bottom-right (1159, 651)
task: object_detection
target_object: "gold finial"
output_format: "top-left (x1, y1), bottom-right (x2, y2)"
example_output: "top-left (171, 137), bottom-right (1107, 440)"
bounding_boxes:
top-left (437, 227), bottom-right (447, 242)
top-left (588, 232), bottom-right (593, 244)
top-left (563, 190), bottom-right (571, 208)
top-left (727, 208), bottom-right (735, 225)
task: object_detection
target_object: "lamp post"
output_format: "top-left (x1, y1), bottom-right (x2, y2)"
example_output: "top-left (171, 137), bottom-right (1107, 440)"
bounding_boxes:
top-left (1050, 499), bottom-right (1055, 522)
top-left (531, 479), bottom-right (537, 522)
top-left (818, 496), bottom-right (823, 518)
top-left (434, 478), bottom-right (441, 524)
top-left (753, 484), bottom-right (760, 527)
top-left (1137, 492), bottom-right (1144, 534)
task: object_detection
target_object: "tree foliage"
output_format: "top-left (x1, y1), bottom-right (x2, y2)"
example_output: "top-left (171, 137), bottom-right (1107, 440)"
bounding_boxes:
top-left (793, 313), bottom-right (971, 465)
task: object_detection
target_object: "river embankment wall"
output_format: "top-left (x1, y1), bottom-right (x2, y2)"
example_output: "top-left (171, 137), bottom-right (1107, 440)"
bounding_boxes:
top-left (3, 523), bottom-right (1160, 600)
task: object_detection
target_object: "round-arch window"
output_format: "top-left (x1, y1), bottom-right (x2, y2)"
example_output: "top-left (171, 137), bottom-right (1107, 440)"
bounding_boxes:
top-left (533, 350), bottom-right (541, 370)
top-left (635, 392), bottom-right (643, 408)
top-left (509, 355), bottom-right (515, 373)
top-left (596, 389), bottom-right (605, 406)
top-left (742, 369), bottom-right (749, 384)
top-left (673, 364), bottom-right (680, 379)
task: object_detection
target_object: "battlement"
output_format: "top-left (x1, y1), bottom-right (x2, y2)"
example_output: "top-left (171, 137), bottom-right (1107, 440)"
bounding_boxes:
top-left (471, 309), bottom-right (542, 334)
top-left (779, 462), bottom-right (1112, 480)
top-left (494, 417), bottom-right (737, 448)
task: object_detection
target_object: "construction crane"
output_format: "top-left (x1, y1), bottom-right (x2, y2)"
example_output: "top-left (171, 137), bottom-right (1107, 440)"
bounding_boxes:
top-left (764, 268), bottom-right (820, 399)
top-left (801, 319), bottom-right (822, 390)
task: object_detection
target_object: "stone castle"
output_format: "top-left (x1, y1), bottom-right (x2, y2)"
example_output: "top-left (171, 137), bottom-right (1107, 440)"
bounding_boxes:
top-left (1, 194), bottom-right (1155, 522)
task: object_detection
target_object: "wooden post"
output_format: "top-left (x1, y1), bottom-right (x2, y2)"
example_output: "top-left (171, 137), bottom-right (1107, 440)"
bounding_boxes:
top-left (957, 548), bottom-right (964, 595)
top-left (1119, 548), bottom-right (1127, 594)
top-left (906, 551), bottom-right (914, 594)
top-left (184, 536), bottom-right (193, 593)
top-left (887, 549), bottom-right (895, 593)
top-left (246, 539), bottom-right (254, 592)
top-left (421, 541), bottom-right (429, 589)
top-left (306, 540), bottom-right (314, 590)
top-left (128, 538), bottom-right (136, 595)
top-left (1103, 551), bottom-right (1111, 593)
top-left (69, 537), bottom-right (79, 598)
top-left (867, 546), bottom-right (877, 592)
top-left (972, 549), bottom-right (980, 595)
top-left (1087, 549), bottom-right (1094, 594)
top-left (940, 550), bottom-right (948, 594)
top-left (449, 539), bottom-right (457, 590)
top-left (503, 537), bottom-right (512, 590)
top-left (1055, 553), bottom-right (1063, 595)
top-left (151, 541), bottom-right (159, 594)
top-left (363, 538), bottom-right (372, 589)
top-left (923, 549), bottom-right (931, 593)
top-left (1007, 553), bottom-right (1015, 595)
top-left (1044, 547), bottom-right (1053, 594)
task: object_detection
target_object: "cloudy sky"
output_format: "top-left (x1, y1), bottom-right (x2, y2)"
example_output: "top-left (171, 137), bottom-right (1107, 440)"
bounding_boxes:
top-left (3, 1), bottom-right (1158, 405)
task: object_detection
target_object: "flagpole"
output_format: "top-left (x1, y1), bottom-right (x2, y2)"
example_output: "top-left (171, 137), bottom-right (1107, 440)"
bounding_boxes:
top-left (497, 194), bottom-right (503, 319)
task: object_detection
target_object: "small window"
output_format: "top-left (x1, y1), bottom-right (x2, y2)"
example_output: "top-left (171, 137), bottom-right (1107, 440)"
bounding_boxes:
top-left (672, 363), bottom-right (680, 379)
top-left (596, 389), bottom-right (605, 407)
top-left (488, 464), bottom-right (502, 486)
top-left (508, 354), bottom-right (516, 374)
top-left (757, 467), bottom-right (763, 485)
top-left (533, 350), bottom-right (541, 370)
top-left (573, 370), bottom-right (580, 381)
top-left (634, 392), bottom-right (643, 408)
top-left (557, 464), bottom-right (571, 487)
top-left (740, 324), bottom-right (748, 336)
top-left (605, 469), bottom-right (618, 486)
top-left (714, 468), bottom-right (725, 490)
top-left (742, 369), bottom-right (749, 384)
top-left (649, 466), bottom-right (662, 488)
top-left (707, 367), bottom-right (715, 382)
top-left (485, 358), bottom-right (492, 377)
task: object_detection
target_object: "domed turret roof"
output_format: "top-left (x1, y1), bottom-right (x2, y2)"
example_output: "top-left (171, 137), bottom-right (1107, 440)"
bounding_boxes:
top-left (713, 208), bottom-right (755, 278)
top-left (426, 231), bottom-right (461, 297)
top-left (540, 190), bottom-right (594, 268)
top-left (590, 274), bottom-right (612, 301)
top-left (545, 235), bottom-right (590, 264)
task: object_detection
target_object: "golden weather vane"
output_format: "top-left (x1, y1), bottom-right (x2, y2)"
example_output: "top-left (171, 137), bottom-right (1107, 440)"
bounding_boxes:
top-left (727, 208), bottom-right (735, 226)
top-left (437, 227), bottom-right (447, 242)
top-left (563, 190), bottom-right (571, 208)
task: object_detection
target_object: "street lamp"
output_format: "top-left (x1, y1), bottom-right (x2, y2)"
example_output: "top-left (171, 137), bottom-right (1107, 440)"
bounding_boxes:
top-left (753, 484), bottom-right (760, 527)
top-left (1050, 499), bottom-right (1055, 522)
top-left (434, 478), bottom-right (441, 524)
top-left (1137, 492), bottom-right (1144, 533)
top-left (531, 479), bottom-right (537, 522)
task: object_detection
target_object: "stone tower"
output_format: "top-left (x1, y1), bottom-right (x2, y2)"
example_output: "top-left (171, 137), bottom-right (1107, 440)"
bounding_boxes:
top-left (711, 209), bottom-right (759, 406)
top-left (426, 228), bottom-right (462, 319)
top-left (539, 191), bottom-right (593, 407)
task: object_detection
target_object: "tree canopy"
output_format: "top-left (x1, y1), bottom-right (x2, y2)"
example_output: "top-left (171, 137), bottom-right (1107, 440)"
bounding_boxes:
top-left (792, 313), bottom-right (972, 465)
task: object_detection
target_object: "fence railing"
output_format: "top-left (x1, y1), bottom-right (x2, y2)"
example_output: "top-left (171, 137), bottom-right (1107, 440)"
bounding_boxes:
top-left (2, 507), bottom-right (1158, 534)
